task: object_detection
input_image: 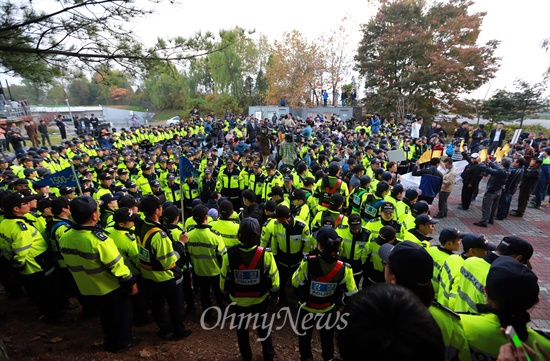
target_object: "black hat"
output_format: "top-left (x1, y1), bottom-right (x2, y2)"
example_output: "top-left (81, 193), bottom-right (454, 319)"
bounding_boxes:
top-left (405, 188), bottom-right (421, 200)
top-left (274, 205), bottom-right (291, 218)
top-left (192, 204), bottom-right (208, 222)
top-left (204, 169), bottom-right (212, 175)
top-left (415, 214), bottom-right (438, 227)
top-left (17, 188), bottom-right (42, 200)
top-left (59, 186), bottom-right (75, 195)
top-left (379, 225), bottom-right (397, 242)
top-left (380, 202), bottom-right (395, 213)
top-left (100, 193), bottom-right (121, 204)
top-left (461, 234), bottom-right (495, 251)
top-left (497, 236), bottom-right (533, 261)
top-left (329, 193), bottom-right (344, 208)
top-left (1, 192), bottom-right (37, 210)
top-left (316, 225), bottom-right (341, 252)
top-left (13, 178), bottom-right (29, 186)
top-left (439, 228), bottom-right (463, 244)
top-left (218, 200), bottom-right (234, 218)
top-left (264, 200), bottom-right (277, 212)
top-left (98, 173), bottom-right (112, 181)
top-left (141, 164), bottom-right (151, 170)
top-left (150, 180), bottom-right (160, 188)
top-left (239, 217), bottom-right (261, 239)
top-left (37, 197), bottom-right (53, 212)
top-left (289, 189), bottom-right (306, 202)
top-left (117, 168), bottom-right (129, 175)
top-left (113, 207), bottom-right (139, 223)
top-left (51, 197), bottom-right (71, 216)
top-left (348, 213), bottom-right (362, 231)
top-left (379, 241), bottom-right (433, 287)
top-left (485, 256), bottom-right (539, 312)
top-left (126, 181), bottom-right (137, 188)
top-left (69, 196), bottom-right (98, 218)
top-left (140, 195), bottom-right (162, 214)
top-left (412, 201), bottom-right (430, 216)
top-left (23, 168), bottom-right (36, 177)
top-left (167, 174), bottom-right (176, 181)
top-left (269, 186), bottom-right (284, 197)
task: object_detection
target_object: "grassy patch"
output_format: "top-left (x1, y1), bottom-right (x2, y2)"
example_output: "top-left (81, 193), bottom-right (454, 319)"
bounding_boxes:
top-left (107, 105), bottom-right (149, 112)
top-left (151, 109), bottom-right (184, 123)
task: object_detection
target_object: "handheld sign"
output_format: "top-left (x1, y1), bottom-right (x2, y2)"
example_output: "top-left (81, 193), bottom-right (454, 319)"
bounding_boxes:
top-left (179, 156), bottom-right (198, 182)
top-left (34, 167), bottom-right (79, 187)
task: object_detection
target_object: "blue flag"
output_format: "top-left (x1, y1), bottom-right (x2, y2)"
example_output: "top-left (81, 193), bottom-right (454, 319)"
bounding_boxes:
top-left (179, 156), bottom-right (198, 181)
top-left (34, 167), bottom-right (79, 188)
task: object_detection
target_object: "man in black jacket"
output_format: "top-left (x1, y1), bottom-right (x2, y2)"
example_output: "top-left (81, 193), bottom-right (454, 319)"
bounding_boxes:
top-left (473, 157), bottom-right (511, 227)
top-left (510, 158), bottom-right (542, 217)
top-left (38, 119), bottom-right (51, 146)
top-left (495, 158), bottom-right (525, 220)
top-left (458, 151), bottom-right (484, 210)
top-left (242, 190), bottom-right (262, 225)
top-left (470, 124), bottom-right (487, 153)
top-left (487, 122), bottom-right (506, 154)
top-left (453, 121), bottom-right (470, 144)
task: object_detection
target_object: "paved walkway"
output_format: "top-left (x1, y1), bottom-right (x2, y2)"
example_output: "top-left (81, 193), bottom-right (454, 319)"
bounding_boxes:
top-left (429, 178), bottom-right (550, 331)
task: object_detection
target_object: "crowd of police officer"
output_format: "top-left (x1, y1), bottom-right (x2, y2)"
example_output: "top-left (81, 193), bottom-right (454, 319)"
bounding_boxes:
top-left (0, 112), bottom-right (548, 360)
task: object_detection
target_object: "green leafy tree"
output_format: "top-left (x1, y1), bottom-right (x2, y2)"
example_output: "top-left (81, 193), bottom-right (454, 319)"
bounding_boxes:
top-left (355, 0), bottom-right (500, 119)
top-left (0, 0), bottom-right (236, 83)
top-left (483, 80), bottom-right (547, 128)
top-left (144, 64), bottom-right (186, 110)
top-left (265, 30), bottom-right (323, 106)
top-left (67, 77), bottom-right (92, 106)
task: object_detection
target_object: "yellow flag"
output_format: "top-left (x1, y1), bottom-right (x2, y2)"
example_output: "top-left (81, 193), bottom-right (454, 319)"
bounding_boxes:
top-left (495, 150), bottom-right (504, 162)
top-left (419, 149), bottom-right (432, 164)
top-left (479, 149), bottom-right (488, 162)
top-left (432, 150), bottom-right (443, 159)
top-left (459, 140), bottom-right (464, 153)
top-left (501, 144), bottom-right (511, 154)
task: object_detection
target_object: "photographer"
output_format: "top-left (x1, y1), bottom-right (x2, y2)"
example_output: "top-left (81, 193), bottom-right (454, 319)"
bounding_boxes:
top-left (454, 121), bottom-right (470, 144)
top-left (7, 123), bottom-right (24, 156)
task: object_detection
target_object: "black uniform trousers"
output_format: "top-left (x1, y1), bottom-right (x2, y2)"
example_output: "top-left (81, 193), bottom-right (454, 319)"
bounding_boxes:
top-left (21, 269), bottom-right (66, 322)
top-left (277, 262), bottom-right (299, 306)
top-left (84, 287), bottom-right (133, 351)
top-left (297, 307), bottom-right (336, 361)
top-left (196, 274), bottom-right (224, 314)
top-left (460, 183), bottom-right (476, 209)
top-left (148, 277), bottom-right (187, 337)
top-left (232, 300), bottom-right (275, 361)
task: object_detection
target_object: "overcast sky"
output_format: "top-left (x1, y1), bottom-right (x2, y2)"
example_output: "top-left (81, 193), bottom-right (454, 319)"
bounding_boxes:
top-left (134, 0), bottom-right (549, 99)
top-left (7, 0), bottom-right (550, 100)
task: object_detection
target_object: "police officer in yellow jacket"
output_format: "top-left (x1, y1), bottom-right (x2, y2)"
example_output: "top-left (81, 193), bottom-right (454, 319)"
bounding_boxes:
top-left (292, 226), bottom-right (357, 361)
top-left (262, 205), bottom-right (313, 306)
top-left (210, 200), bottom-right (240, 248)
top-left (59, 195), bottom-right (140, 352)
top-left (136, 195), bottom-right (192, 341)
top-left (380, 241), bottom-right (471, 361)
top-left (336, 213), bottom-right (371, 286)
top-left (0, 192), bottom-right (67, 324)
top-left (436, 234), bottom-right (494, 309)
top-left (453, 236), bottom-right (533, 314)
top-left (217, 158), bottom-right (242, 210)
top-left (220, 218), bottom-right (279, 361)
top-left (460, 257), bottom-right (550, 359)
top-left (427, 227), bottom-right (464, 295)
top-left (403, 214), bottom-right (437, 248)
top-left (186, 204), bottom-right (227, 317)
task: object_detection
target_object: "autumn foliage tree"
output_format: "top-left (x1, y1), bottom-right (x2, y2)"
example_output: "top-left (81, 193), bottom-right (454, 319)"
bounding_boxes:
top-left (355, 0), bottom-right (500, 119)
top-left (265, 30), bottom-right (324, 107)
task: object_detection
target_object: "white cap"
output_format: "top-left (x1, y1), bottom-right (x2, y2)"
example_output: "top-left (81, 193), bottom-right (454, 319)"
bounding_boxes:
top-left (470, 153), bottom-right (480, 159)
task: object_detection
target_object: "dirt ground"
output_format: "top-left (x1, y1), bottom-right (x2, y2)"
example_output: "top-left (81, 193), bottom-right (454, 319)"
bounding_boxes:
top-left (0, 289), bottom-right (327, 361)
